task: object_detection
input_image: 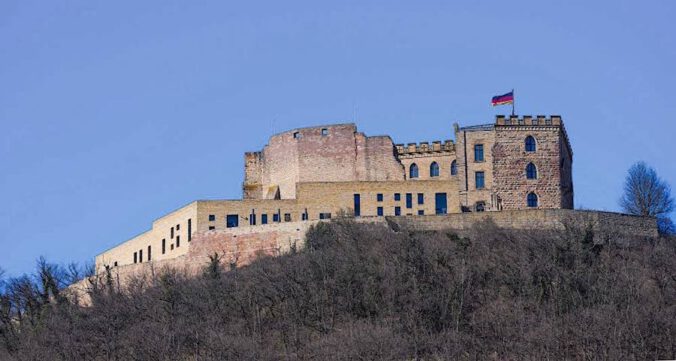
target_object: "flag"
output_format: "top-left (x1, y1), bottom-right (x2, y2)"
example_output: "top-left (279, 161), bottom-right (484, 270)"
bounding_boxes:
top-left (491, 91), bottom-right (514, 106)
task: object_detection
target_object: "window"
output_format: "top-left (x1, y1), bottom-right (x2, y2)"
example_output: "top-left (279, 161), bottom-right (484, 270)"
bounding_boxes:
top-left (147, 246), bottom-right (152, 261)
top-left (430, 162), bottom-right (440, 177)
top-left (273, 213), bottom-right (280, 222)
top-left (262, 214), bottom-right (268, 224)
top-left (139, 250), bottom-right (143, 263)
top-left (226, 214), bottom-right (239, 228)
top-left (451, 160), bottom-right (457, 176)
top-left (171, 227), bottom-right (174, 239)
top-left (162, 239), bottom-right (166, 254)
top-left (319, 212), bottom-right (331, 220)
top-left (525, 136), bottom-right (536, 152)
top-left (475, 171), bottom-right (485, 189)
top-left (394, 193), bottom-right (401, 201)
top-left (321, 128), bottom-right (328, 136)
top-left (527, 192), bottom-right (538, 207)
top-left (418, 210), bottom-right (425, 215)
top-left (526, 163), bottom-right (537, 179)
top-left (171, 244), bottom-right (174, 250)
top-left (284, 213), bottom-right (291, 222)
top-left (474, 144), bottom-right (484, 162)
top-left (208, 214), bottom-right (215, 222)
top-left (406, 193), bottom-right (413, 208)
top-left (176, 236), bottom-right (180, 248)
top-left (417, 193), bottom-right (424, 205)
top-left (208, 226), bottom-right (215, 230)
top-left (409, 163), bottom-right (419, 178)
top-left (476, 201), bottom-right (485, 212)
top-left (435, 193), bottom-right (448, 215)
top-left (188, 219), bottom-right (192, 241)
top-left (376, 193), bottom-right (383, 202)
top-left (176, 224), bottom-right (180, 231)
top-left (249, 212), bottom-right (256, 225)
top-left (293, 131), bottom-right (301, 139)
top-left (377, 207), bottom-right (384, 216)
top-left (133, 252), bottom-right (137, 264)
top-left (113, 261), bottom-right (118, 267)
top-left (354, 194), bottom-right (361, 217)
top-left (394, 206), bottom-right (401, 216)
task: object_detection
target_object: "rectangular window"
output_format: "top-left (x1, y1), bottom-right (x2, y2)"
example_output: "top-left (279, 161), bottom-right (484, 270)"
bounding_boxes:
top-left (394, 206), bottom-right (401, 216)
top-left (302, 210), bottom-right (308, 221)
top-left (162, 239), bottom-right (166, 254)
top-left (284, 213), bottom-right (291, 222)
top-left (435, 193), bottom-right (448, 215)
top-left (474, 144), bottom-right (484, 162)
top-left (417, 193), bottom-right (424, 204)
top-left (176, 224), bottom-right (180, 231)
top-left (377, 207), bottom-right (384, 216)
top-left (406, 193), bottom-right (412, 208)
top-left (209, 226), bottom-right (215, 230)
top-left (354, 194), bottom-right (361, 217)
top-left (262, 214), bottom-right (268, 224)
top-left (321, 128), bottom-right (328, 136)
top-left (319, 212), bottom-right (332, 219)
top-left (133, 252), bottom-right (137, 264)
top-left (273, 213), bottom-right (280, 222)
top-left (377, 193), bottom-right (383, 202)
top-left (418, 210), bottom-right (425, 215)
top-left (188, 219), bottom-right (192, 241)
top-left (171, 244), bottom-right (174, 250)
top-left (250, 212), bottom-right (256, 225)
top-left (475, 171), bottom-right (485, 189)
top-left (170, 227), bottom-right (174, 239)
top-left (394, 193), bottom-right (401, 201)
top-left (208, 214), bottom-right (215, 221)
top-left (176, 236), bottom-right (180, 248)
top-left (293, 131), bottom-right (300, 139)
top-left (226, 214), bottom-right (239, 228)
top-left (139, 250), bottom-right (143, 263)
top-left (476, 201), bottom-right (486, 212)
top-left (147, 246), bottom-right (151, 261)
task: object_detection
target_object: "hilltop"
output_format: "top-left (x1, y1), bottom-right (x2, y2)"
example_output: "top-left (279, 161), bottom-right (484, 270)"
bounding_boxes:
top-left (1, 220), bottom-right (674, 360)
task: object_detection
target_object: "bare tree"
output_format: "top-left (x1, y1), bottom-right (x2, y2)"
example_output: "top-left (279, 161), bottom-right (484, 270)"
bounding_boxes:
top-left (620, 162), bottom-right (674, 234)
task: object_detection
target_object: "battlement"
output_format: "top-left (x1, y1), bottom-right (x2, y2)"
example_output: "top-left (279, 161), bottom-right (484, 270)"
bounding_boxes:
top-left (395, 140), bottom-right (455, 155)
top-left (495, 115), bottom-right (562, 126)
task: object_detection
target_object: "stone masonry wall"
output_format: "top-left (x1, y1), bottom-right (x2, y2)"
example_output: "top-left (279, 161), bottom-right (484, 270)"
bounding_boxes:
top-left (493, 121), bottom-right (564, 210)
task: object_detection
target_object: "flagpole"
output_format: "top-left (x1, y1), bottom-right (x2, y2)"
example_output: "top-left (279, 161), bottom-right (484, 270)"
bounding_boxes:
top-left (511, 88), bottom-right (515, 116)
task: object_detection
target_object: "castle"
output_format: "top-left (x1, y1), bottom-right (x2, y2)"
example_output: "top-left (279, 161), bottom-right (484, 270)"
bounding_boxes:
top-left (96, 115), bottom-right (582, 271)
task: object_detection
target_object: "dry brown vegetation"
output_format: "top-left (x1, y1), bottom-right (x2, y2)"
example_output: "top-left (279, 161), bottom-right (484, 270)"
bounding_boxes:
top-left (1, 220), bottom-right (674, 360)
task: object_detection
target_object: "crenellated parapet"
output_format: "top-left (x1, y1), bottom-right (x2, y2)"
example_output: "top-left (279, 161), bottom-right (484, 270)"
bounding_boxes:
top-left (495, 115), bottom-right (562, 126)
top-left (395, 140), bottom-right (455, 155)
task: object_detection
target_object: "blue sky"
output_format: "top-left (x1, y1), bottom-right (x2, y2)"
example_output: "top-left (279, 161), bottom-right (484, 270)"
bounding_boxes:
top-left (1, 1), bottom-right (675, 276)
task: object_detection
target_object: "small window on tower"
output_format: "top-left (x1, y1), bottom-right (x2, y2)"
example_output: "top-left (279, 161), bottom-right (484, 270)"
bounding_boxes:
top-left (293, 131), bottom-right (301, 139)
top-left (208, 214), bottom-right (215, 222)
top-left (321, 128), bottom-right (328, 136)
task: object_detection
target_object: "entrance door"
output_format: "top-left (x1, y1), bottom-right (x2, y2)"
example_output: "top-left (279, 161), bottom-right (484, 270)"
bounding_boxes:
top-left (435, 193), bottom-right (447, 215)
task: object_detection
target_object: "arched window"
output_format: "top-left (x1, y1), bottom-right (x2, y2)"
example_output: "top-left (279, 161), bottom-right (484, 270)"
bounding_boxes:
top-left (410, 163), bottom-right (419, 178)
top-left (526, 162), bottom-right (537, 179)
top-left (430, 162), bottom-right (440, 177)
top-left (525, 136), bottom-right (536, 152)
top-left (527, 192), bottom-right (538, 208)
top-left (451, 160), bottom-right (457, 176)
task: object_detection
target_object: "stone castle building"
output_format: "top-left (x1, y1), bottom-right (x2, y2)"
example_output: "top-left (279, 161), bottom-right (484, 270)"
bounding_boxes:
top-left (96, 115), bottom-right (576, 270)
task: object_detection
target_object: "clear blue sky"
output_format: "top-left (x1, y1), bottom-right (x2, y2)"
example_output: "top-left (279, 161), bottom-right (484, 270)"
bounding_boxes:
top-left (2, 1), bottom-right (675, 277)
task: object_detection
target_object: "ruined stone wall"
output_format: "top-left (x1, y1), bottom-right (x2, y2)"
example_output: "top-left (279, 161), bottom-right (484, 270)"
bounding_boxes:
top-left (560, 131), bottom-right (574, 209)
top-left (492, 116), bottom-right (566, 210)
top-left (243, 152), bottom-right (263, 199)
top-left (245, 124), bottom-right (405, 200)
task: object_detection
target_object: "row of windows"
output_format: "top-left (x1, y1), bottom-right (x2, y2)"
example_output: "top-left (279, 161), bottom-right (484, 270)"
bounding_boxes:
top-left (375, 192), bottom-right (425, 205)
top-left (293, 128), bottom-right (329, 139)
top-left (410, 161), bottom-right (458, 178)
top-left (207, 210), bottom-right (309, 229)
top-left (132, 219), bottom-right (192, 264)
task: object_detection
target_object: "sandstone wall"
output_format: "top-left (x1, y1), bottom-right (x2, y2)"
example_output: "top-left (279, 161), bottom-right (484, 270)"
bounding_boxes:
top-left (244, 124), bottom-right (405, 200)
top-left (493, 119), bottom-right (563, 210)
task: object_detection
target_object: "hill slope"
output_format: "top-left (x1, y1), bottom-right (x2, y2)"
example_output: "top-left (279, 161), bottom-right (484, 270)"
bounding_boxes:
top-left (2, 220), bottom-right (675, 360)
